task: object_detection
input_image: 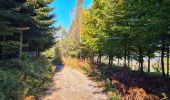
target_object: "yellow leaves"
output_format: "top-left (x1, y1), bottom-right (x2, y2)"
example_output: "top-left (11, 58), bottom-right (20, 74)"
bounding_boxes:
top-left (25, 0), bottom-right (38, 7)
top-left (118, 0), bottom-right (124, 5)
top-left (80, 10), bottom-right (90, 36)
top-left (79, 0), bottom-right (110, 52)
top-left (26, 0), bottom-right (37, 2)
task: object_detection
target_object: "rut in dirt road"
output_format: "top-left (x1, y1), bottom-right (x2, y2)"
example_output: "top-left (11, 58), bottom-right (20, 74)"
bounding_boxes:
top-left (41, 66), bottom-right (108, 100)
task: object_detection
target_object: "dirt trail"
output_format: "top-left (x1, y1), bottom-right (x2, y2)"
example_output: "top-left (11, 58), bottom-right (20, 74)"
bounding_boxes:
top-left (41, 66), bottom-right (108, 100)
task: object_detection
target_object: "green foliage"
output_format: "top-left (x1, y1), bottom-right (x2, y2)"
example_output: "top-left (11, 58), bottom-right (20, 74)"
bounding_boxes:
top-left (81, 64), bottom-right (90, 72)
top-left (104, 78), bottom-right (113, 92)
top-left (110, 95), bottom-right (121, 100)
top-left (42, 46), bottom-right (55, 59)
top-left (64, 0), bottom-right (83, 57)
top-left (42, 42), bottom-right (63, 65)
top-left (0, 56), bottom-right (55, 99)
top-left (0, 0), bottom-right (55, 59)
top-left (0, 69), bottom-right (24, 99)
top-left (52, 43), bottom-right (63, 65)
top-left (80, 0), bottom-right (170, 76)
top-left (0, 41), bottom-right (19, 56)
top-left (0, 0), bottom-right (56, 99)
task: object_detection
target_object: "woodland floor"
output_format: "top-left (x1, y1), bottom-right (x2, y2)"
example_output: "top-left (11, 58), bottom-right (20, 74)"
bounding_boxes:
top-left (93, 65), bottom-right (170, 99)
top-left (40, 66), bottom-right (108, 100)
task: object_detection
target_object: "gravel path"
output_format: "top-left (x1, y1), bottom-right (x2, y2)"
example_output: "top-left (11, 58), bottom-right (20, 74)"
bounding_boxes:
top-left (41, 66), bottom-right (108, 100)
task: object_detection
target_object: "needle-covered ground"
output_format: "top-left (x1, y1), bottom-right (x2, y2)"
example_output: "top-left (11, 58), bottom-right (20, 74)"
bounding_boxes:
top-left (40, 66), bottom-right (108, 100)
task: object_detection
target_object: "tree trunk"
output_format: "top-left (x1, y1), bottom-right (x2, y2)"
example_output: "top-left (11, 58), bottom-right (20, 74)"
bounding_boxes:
top-left (99, 52), bottom-right (101, 64)
top-left (139, 61), bottom-right (141, 71)
top-left (140, 55), bottom-right (143, 72)
top-left (19, 32), bottom-right (23, 58)
top-left (117, 50), bottom-right (120, 66)
top-left (148, 50), bottom-right (151, 72)
top-left (167, 46), bottom-right (169, 77)
top-left (36, 47), bottom-right (39, 59)
top-left (109, 55), bottom-right (113, 66)
top-left (117, 57), bottom-right (120, 66)
top-left (124, 43), bottom-right (127, 67)
top-left (19, 22), bottom-right (24, 58)
top-left (97, 51), bottom-right (101, 66)
top-left (138, 42), bottom-right (143, 72)
top-left (111, 55), bottom-right (113, 66)
top-left (97, 55), bottom-right (99, 64)
top-left (128, 50), bottom-right (130, 67)
top-left (148, 56), bottom-right (150, 72)
top-left (109, 55), bottom-right (111, 66)
top-left (131, 58), bottom-right (133, 69)
top-left (161, 42), bottom-right (165, 77)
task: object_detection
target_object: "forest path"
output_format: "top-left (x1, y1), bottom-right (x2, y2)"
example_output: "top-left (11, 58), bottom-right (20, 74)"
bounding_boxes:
top-left (40, 66), bottom-right (108, 100)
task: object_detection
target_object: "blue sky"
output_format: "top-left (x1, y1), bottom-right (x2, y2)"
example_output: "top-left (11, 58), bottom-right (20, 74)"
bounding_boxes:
top-left (49, 0), bottom-right (93, 30)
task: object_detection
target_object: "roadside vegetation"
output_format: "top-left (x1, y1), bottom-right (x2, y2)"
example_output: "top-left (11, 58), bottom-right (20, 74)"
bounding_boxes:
top-left (0, 0), bottom-right (56, 99)
top-left (57, 0), bottom-right (170, 99)
top-left (0, 56), bottom-right (55, 99)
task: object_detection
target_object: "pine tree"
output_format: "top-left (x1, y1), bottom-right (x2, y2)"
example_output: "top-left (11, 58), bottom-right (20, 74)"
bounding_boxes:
top-left (0, 0), bottom-right (23, 59)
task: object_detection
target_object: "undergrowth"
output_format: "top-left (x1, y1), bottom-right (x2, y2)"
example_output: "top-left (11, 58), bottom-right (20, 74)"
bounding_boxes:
top-left (86, 63), bottom-right (170, 99)
top-left (0, 56), bottom-right (55, 100)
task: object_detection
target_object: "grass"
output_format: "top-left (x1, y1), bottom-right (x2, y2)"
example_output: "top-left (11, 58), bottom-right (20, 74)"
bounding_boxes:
top-left (62, 57), bottom-right (91, 72)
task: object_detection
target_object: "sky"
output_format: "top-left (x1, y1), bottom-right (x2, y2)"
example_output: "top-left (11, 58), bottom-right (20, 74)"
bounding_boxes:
top-left (49, 0), bottom-right (93, 31)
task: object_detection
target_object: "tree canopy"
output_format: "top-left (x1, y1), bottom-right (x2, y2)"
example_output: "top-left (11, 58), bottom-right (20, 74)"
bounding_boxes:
top-left (0, 0), bottom-right (55, 59)
top-left (79, 0), bottom-right (170, 77)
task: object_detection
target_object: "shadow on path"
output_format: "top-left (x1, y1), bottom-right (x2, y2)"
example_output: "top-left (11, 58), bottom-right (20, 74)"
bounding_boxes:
top-left (40, 65), bottom-right (108, 100)
top-left (39, 65), bottom-right (63, 99)
top-left (55, 65), bottom-right (64, 72)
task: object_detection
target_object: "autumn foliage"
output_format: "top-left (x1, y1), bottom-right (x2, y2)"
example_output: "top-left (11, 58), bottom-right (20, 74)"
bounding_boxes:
top-left (62, 57), bottom-right (90, 69)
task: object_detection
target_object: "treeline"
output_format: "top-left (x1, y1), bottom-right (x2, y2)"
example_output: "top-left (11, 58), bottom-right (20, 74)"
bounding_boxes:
top-left (0, 0), bottom-right (56, 99)
top-left (78, 0), bottom-right (170, 77)
top-left (59, 0), bottom-right (83, 57)
top-left (0, 0), bottom-right (55, 60)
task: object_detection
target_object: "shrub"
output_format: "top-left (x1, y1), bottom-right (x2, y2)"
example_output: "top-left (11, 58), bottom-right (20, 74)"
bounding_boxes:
top-left (110, 95), bottom-right (121, 100)
top-left (0, 56), bottom-right (55, 99)
top-left (104, 78), bottom-right (113, 92)
top-left (0, 69), bottom-right (24, 99)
